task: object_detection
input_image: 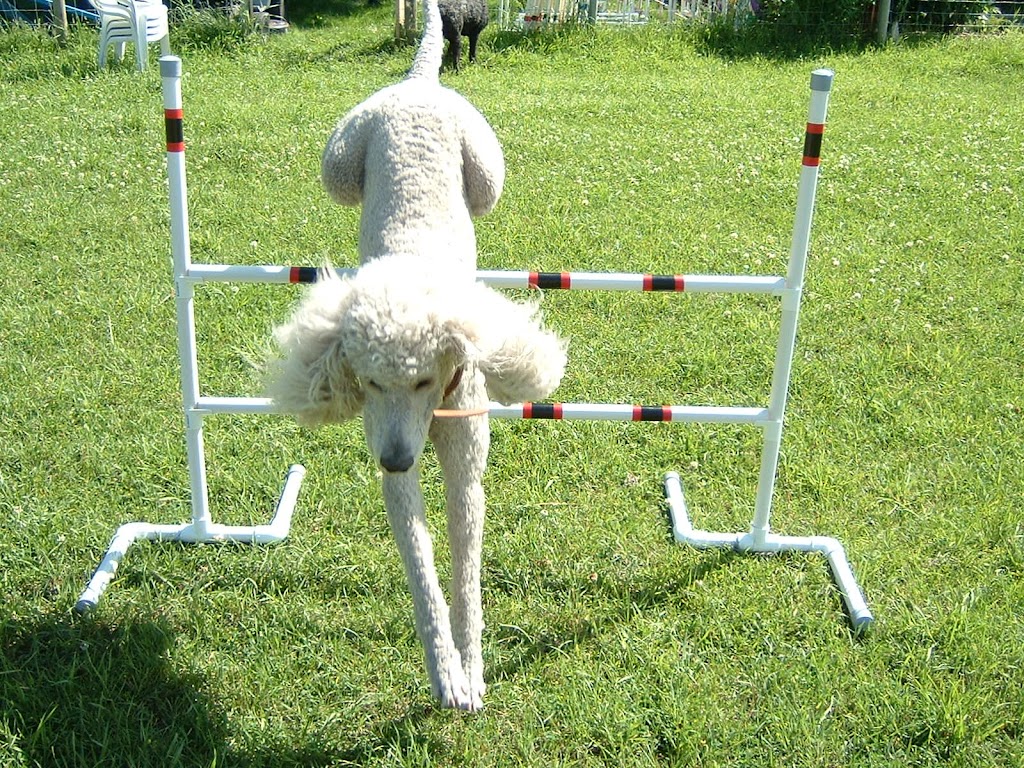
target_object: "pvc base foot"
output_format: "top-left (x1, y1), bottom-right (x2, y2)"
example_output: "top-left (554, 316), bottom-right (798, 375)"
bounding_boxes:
top-left (664, 471), bottom-right (873, 633)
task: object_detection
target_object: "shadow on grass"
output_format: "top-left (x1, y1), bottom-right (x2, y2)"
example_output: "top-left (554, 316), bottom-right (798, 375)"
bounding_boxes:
top-left (0, 609), bottom-right (430, 767)
top-left (0, 549), bottom-right (761, 765)
top-left (488, 16), bottom-right (877, 63)
top-left (254, 705), bottom-right (453, 767)
top-left (0, 613), bottom-right (227, 767)
top-left (286, 0), bottom-right (383, 27)
top-left (487, 548), bottom-right (737, 682)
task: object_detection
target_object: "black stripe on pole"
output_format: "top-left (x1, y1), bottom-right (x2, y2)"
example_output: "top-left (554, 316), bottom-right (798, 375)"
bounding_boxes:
top-left (802, 123), bottom-right (824, 166)
top-left (289, 266), bottom-right (319, 283)
top-left (633, 405), bottom-right (672, 421)
top-left (525, 402), bottom-right (560, 419)
top-left (646, 274), bottom-right (684, 291)
top-left (531, 272), bottom-right (569, 290)
top-left (165, 109), bottom-right (184, 152)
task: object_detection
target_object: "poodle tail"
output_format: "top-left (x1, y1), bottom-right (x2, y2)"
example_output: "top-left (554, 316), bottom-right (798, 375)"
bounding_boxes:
top-left (406, 0), bottom-right (443, 81)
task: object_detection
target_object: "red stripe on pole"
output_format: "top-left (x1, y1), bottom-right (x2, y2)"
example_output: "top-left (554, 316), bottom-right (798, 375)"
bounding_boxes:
top-left (522, 402), bottom-right (563, 419)
top-left (165, 108), bottom-right (185, 153)
top-left (528, 272), bottom-right (572, 290)
top-left (643, 274), bottom-right (686, 291)
top-left (802, 122), bottom-right (824, 166)
top-left (632, 405), bottom-right (674, 421)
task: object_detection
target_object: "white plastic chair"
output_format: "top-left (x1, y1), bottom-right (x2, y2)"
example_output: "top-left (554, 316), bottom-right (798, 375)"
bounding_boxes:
top-left (90, 0), bottom-right (171, 71)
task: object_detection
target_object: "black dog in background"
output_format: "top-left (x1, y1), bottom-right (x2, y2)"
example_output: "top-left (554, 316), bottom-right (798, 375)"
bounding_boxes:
top-left (438, 0), bottom-right (488, 71)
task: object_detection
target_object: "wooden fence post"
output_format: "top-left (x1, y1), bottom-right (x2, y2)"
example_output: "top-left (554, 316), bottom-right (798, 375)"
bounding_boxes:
top-left (395, 0), bottom-right (417, 42)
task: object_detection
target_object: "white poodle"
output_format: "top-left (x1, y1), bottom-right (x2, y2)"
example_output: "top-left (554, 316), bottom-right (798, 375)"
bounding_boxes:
top-left (268, 0), bottom-right (566, 711)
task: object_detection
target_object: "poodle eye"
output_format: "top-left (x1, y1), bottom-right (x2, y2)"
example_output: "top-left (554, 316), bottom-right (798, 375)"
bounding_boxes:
top-left (366, 380), bottom-right (383, 392)
top-left (415, 378), bottom-right (434, 392)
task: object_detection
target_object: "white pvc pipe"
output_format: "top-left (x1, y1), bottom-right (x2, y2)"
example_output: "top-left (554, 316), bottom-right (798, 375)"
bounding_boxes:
top-left (185, 264), bottom-right (788, 295)
top-left (187, 264), bottom-right (297, 283)
top-left (162, 55), bottom-right (213, 533)
top-left (163, 58), bottom-right (190, 277)
top-left (488, 403), bottom-right (770, 424)
top-left (735, 531), bottom-right (873, 631)
top-left (194, 396), bottom-right (280, 415)
top-left (76, 58), bottom-right (307, 614)
top-left (664, 472), bottom-right (873, 632)
top-left (194, 397), bottom-right (772, 424)
top-left (474, 270), bottom-right (786, 294)
top-left (663, 70), bottom-right (873, 632)
top-left (192, 399), bottom-right (770, 423)
top-left (749, 69), bottom-right (834, 543)
top-left (664, 472), bottom-right (743, 548)
top-left (76, 465), bottom-right (306, 612)
top-left (80, 64), bottom-right (872, 635)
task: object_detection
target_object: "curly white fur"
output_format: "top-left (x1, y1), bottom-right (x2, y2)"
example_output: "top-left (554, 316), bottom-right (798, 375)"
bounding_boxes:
top-left (268, 0), bottom-right (565, 712)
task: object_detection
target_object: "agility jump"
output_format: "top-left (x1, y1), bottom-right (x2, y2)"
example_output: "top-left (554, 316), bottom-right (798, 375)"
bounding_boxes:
top-left (77, 56), bottom-right (872, 633)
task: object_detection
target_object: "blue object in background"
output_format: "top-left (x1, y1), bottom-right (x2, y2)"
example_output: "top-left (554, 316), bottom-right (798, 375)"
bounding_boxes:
top-left (1, 0), bottom-right (100, 23)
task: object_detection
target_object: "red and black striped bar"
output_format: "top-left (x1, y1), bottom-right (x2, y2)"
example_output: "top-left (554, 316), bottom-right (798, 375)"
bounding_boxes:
top-left (523, 402), bottom-right (563, 419)
top-left (517, 403), bottom-right (676, 421)
top-left (528, 271), bottom-right (570, 290)
top-left (282, 269), bottom-right (689, 291)
top-left (165, 108), bottom-right (184, 153)
top-left (288, 266), bottom-right (319, 284)
top-left (526, 271), bottom-right (687, 291)
top-left (643, 274), bottom-right (685, 292)
top-left (802, 122), bottom-right (824, 167)
top-left (632, 405), bottom-right (675, 422)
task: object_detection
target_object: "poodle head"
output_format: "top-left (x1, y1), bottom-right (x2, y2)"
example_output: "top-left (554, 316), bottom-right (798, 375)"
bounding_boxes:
top-left (268, 258), bottom-right (567, 473)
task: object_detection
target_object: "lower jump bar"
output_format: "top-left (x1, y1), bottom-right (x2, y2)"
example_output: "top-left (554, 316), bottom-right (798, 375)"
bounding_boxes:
top-left (195, 397), bottom-right (770, 425)
top-left (183, 264), bottom-right (786, 294)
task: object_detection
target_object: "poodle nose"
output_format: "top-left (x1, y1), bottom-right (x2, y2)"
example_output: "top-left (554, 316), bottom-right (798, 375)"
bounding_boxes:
top-left (380, 444), bottom-right (415, 473)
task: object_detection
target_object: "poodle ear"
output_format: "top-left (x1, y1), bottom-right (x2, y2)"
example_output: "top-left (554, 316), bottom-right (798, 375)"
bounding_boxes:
top-left (321, 105), bottom-right (373, 207)
top-left (449, 283), bottom-right (567, 405)
top-left (266, 270), bottom-right (364, 426)
top-left (438, 306), bottom-right (483, 369)
top-left (459, 108), bottom-right (506, 217)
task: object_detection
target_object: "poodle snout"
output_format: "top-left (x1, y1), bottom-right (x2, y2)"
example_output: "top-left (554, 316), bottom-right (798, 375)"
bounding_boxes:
top-left (380, 439), bottom-right (416, 473)
top-left (362, 385), bottom-right (437, 475)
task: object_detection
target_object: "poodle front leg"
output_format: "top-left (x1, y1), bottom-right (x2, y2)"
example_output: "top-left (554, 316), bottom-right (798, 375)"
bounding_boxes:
top-left (381, 471), bottom-right (475, 711)
top-left (430, 394), bottom-right (490, 710)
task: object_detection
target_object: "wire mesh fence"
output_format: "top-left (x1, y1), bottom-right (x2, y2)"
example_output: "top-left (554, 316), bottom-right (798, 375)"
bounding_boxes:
top-left (3, 0), bottom-right (1022, 49)
top-left (496, 0), bottom-right (1024, 38)
top-left (893, 0), bottom-right (1024, 35)
top-left (0, 0), bottom-right (94, 25)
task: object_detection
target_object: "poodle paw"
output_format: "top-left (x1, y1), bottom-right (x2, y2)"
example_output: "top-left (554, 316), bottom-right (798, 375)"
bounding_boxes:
top-left (464, 673), bottom-right (485, 712)
top-left (434, 661), bottom-right (484, 712)
top-left (464, 659), bottom-right (486, 707)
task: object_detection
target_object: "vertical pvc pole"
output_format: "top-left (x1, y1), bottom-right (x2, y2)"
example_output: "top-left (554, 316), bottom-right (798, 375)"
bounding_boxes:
top-left (161, 55), bottom-right (212, 533)
top-left (876, 0), bottom-right (892, 44)
top-left (748, 69), bottom-right (834, 545)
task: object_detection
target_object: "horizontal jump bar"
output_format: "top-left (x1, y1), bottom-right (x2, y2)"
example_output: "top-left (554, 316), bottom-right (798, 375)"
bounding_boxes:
top-left (194, 397), bottom-right (771, 425)
top-left (183, 264), bottom-right (786, 294)
top-left (489, 403), bottom-right (770, 424)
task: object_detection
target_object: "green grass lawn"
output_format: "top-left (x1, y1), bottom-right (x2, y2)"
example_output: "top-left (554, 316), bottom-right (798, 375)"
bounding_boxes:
top-left (1, 6), bottom-right (1023, 766)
